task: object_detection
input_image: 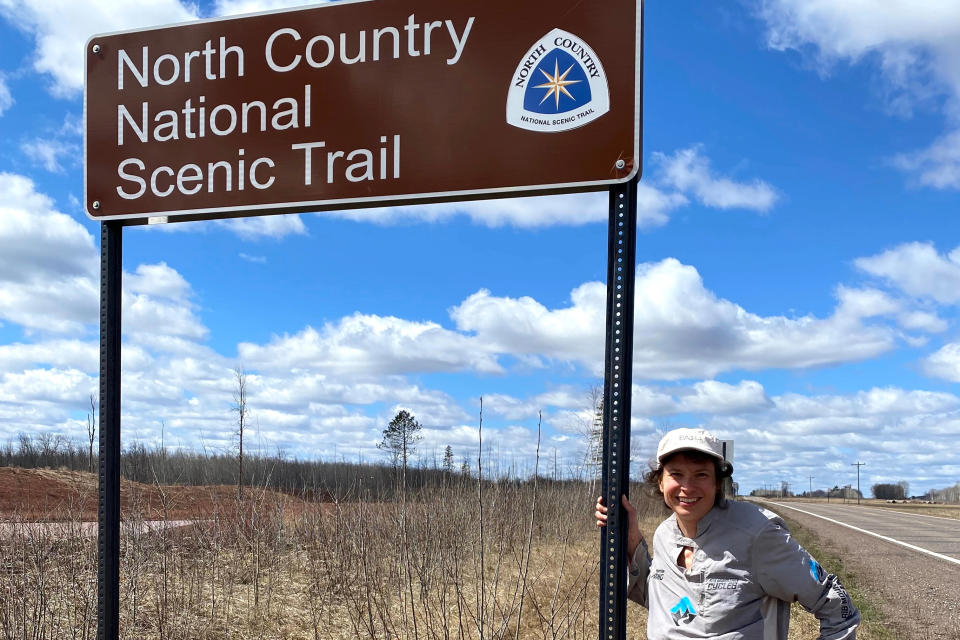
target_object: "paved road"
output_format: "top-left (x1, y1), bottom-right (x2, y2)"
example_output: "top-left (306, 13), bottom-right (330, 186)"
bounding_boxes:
top-left (763, 500), bottom-right (960, 564)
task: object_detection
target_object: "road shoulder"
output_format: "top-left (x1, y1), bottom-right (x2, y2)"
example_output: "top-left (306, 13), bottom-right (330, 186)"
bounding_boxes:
top-left (766, 503), bottom-right (960, 640)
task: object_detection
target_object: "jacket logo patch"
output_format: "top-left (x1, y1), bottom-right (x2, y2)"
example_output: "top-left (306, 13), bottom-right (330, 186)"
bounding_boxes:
top-left (808, 559), bottom-right (825, 582)
top-left (652, 569), bottom-right (665, 581)
top-left (670, 596), bottom-right (697, 624)
top-left (706, 579), bottom-right (740, 590)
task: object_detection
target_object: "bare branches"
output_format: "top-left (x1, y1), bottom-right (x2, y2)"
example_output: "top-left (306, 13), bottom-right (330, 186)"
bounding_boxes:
top-left (86, 394), bottom-right (97, 474)
top-left (515, 412), bottom-right (542, 640)
top-left (232, 366), bottom-right (248, 500)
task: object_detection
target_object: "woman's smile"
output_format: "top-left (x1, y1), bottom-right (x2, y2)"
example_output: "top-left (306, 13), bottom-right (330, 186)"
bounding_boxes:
top-left (658, 454), bottom-right (718, 536)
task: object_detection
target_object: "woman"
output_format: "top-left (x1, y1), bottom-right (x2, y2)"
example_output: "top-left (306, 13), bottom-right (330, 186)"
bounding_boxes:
top-left (594, 427), bottom-right (859, 639)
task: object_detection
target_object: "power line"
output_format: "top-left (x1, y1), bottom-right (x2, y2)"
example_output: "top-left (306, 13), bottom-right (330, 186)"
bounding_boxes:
top-left (851, 461), bottom-right (865, 505)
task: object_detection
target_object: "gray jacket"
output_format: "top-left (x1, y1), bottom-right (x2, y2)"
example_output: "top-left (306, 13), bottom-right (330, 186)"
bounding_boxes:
top-left (627, 500), bottom-right (859, 639)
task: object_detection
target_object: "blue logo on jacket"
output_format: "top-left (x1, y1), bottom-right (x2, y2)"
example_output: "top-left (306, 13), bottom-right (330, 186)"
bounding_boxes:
top-left (670, 597), bottom-right (697, 624)
top-left (808, 559), bottom-right (824, 582)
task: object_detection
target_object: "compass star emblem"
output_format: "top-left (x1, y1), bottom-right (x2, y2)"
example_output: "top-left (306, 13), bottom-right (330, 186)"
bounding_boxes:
top-left (534, 59), bottom-right (582, 109)
top-left (506, 28), bottom-right (611, 132)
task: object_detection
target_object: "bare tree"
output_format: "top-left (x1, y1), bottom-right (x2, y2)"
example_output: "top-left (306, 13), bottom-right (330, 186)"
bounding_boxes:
top-left (233, 366), bottom-right (248, 499)
top-left (898, 480), bottom-right (910, 498)
top-left (86, 393), bottom-right (97, 473)
top-left (575, 385), bottom-right (603, 493)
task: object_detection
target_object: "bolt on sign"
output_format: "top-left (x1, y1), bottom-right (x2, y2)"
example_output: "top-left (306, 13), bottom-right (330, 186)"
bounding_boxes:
top-left (84, 0), bottom-right (642, 221)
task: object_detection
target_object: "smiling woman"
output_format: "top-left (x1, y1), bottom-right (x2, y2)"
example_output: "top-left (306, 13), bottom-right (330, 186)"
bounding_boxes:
top-left (595, 428), bottom-right (861, 639)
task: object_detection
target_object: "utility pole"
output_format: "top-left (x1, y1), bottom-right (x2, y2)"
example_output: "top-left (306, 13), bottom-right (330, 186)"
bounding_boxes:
top-left (851, 461), bottom-right (865, 505)
top-left (808, 476), bottom-right (814, 496)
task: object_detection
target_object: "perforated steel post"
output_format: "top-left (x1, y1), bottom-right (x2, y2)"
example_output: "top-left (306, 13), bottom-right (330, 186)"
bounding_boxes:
top-left (98, 221), bottom-right (122, 640)
top-left (599, 178), bottom-right (638, 640)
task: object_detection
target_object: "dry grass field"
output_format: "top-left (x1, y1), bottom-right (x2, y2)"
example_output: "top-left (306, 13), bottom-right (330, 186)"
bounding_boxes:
top-left (0, 468), bottom-right (890, 639)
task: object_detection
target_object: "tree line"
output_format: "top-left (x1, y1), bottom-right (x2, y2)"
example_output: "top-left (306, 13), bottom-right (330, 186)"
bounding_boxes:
top-left (871, 481), bottom-right (910, 500)
top-left (0, 425), bottom-right (587, 502)
top-left (0, 430), bottom-right (460, 499)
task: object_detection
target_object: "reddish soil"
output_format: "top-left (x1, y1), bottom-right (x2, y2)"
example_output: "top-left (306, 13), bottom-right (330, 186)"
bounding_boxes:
top-left (0, 466), bottom-right (314, 522)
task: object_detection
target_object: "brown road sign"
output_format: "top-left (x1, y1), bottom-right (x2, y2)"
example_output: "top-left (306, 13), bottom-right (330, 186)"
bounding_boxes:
top-left (84, 0), bottom-right (642, 221)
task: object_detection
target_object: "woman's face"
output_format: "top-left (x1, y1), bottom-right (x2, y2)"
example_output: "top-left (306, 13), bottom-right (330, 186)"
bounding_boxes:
top-left (658, 452), bottom-right (717, 534)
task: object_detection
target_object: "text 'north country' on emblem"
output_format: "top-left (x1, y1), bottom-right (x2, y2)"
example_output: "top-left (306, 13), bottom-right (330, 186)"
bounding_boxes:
top-left (506, 28), bottom-right (610, 133)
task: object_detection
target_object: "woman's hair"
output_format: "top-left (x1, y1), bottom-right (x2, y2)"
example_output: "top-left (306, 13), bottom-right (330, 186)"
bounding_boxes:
top-left (643, 449), bottom-right (733, 507)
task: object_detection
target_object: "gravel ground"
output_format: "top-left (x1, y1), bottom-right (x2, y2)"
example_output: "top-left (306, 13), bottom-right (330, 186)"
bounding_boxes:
top-left (769, 506), bottom-right (960, 640)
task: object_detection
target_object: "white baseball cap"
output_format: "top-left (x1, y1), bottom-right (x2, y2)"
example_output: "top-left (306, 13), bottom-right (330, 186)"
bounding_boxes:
top-left (656, 428), bottom-right (732, 473)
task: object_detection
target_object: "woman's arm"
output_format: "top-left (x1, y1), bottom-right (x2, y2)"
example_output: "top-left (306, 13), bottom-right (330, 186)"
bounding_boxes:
top-left (754, 523), bottom-right (860, 639)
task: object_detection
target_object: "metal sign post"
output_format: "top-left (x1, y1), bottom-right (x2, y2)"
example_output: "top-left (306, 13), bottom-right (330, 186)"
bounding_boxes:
top-left (97, 221), bottom-right (123, 640)
top-left (599, 178), bottom-right (638, 640)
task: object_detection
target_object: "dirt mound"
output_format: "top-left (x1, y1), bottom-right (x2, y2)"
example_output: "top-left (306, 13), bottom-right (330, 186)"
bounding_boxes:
top-left (0, 466), bottom-right (310, 522)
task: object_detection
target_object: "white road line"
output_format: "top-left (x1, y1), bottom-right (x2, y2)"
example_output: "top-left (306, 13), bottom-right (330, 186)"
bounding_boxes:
top-left (767, 501), bottom-right (960, 567)
top-left (864, 507), bottom-right (959, 522)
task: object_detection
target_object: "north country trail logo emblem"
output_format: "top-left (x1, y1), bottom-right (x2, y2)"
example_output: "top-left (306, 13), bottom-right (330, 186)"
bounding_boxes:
top-left (506, 28), bottom-right (610, 132)
top-left (670, 596), bottom-right (697, 625)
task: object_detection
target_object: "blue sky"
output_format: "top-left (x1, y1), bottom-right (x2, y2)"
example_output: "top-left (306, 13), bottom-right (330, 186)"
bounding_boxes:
top-left (2, 0), bottom-right (960, 496)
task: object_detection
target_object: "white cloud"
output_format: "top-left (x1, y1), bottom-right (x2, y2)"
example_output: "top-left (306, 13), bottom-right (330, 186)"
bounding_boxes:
top-left (677, 380), bottom-right (770, 414)
top-left (704, 385), bottom-right (960, 493)
top-left (631, 386), bottom-right (678, 417)
top-left (250, 373), bottom-right (457, 413)
top-left (0, 173), bottom-right (99, 333)
top-left (855, 241), bottom-right (960, 303)
top-left (214, 214), bottom-right (307, 240)
top-left (322, 188), bottom-right (687, 230)
top-left (0, 0), bottom-right (198, 96)
top-left (0, 367), bottom-right (95, 404)
top-left (891, 129), bottom-right (960, 189)
top-left (834, 286), bottom-right (899, 319)
top-left (774, 387), bottom-right (960, 418)
top-left (125, 288), bottom-right (209, 344)
top-left (481, 393), bottom-right (542, 421)
top-left (897, 310), bottom-right (947, 333)
top-left (18, 114), bottom-right (83, 173)
top-left (20, 138), bottom-right (79, 173)
top-left (921, 342), bottom-right (960, 382)
top-left (318, 144), bottom-right (780, 229)
top-left (125, 262), bottom-right (192, 300)
top-left (486, 381), bottom-right (771, 428)
top-left (758, 1), bottom-right (960, 106)
top-left (757, 0), bottom-right (960, 188)
top-left (462, 381), bottom-right (771, 429)
top-left (451, 281), bottom-right (605, 368)
top-left (0, 73), bottom-right (12, 115)
top-left (452, 258), bottom-right (896, 380)
top-left (213, 0), bottom-right (328, 17)
top-left (631, 260), bottom-right (894, 377)
top-left (467, 381), bottom-right (960, 492)
top-left (132, 214), bottom-right (308, 240)
top-left (0, 340), bottom-right (98, 373)
top-left (238, 314), bottom-right (503, 376)
top-left (0, 173), bottom-right (216, 424)
top-left (652, 146), bottom-right (778, 212)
